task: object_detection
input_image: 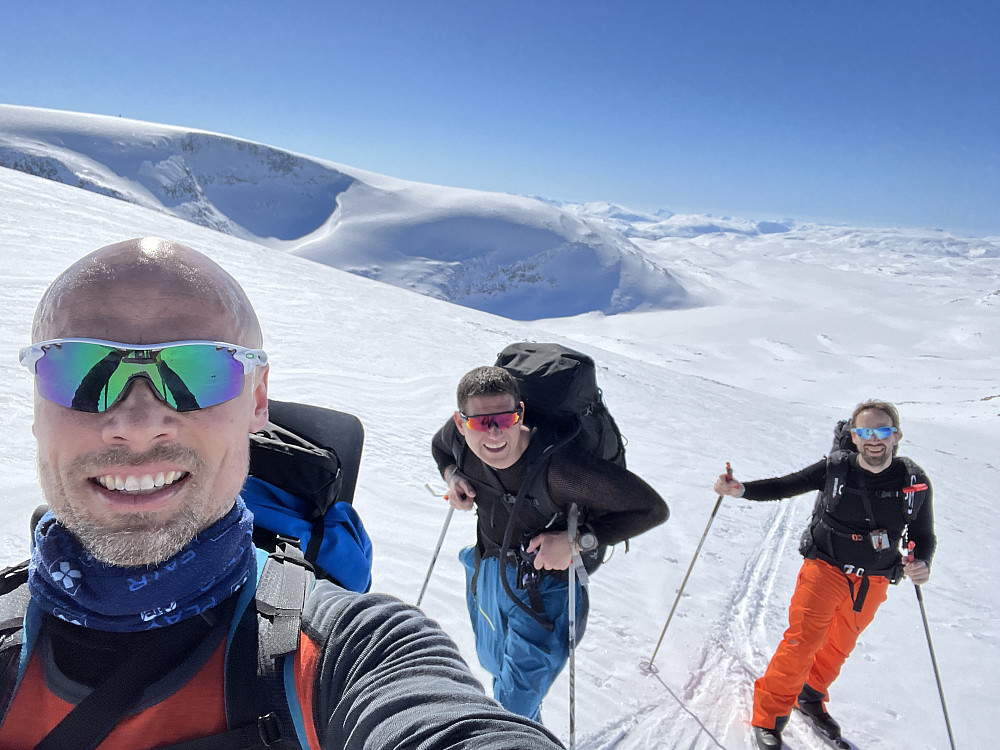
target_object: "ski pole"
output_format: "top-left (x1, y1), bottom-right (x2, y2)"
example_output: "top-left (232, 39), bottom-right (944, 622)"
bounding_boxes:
top-left (907, 542), bottom-right (957, 750)
top-left (567, 503), bottom-right (580, 750)
top-left (416, 484), bottom-right (454, 607)
top-left (641, 462), bottom-right (731, 674)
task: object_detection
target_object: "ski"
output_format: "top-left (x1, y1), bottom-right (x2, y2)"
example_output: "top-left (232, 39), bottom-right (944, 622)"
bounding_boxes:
top-left (601, 728), bottom-right (627, 748)
top-left (795, 710), bottom-right (856, 749)
top-left (818, 736), bottom-right (855, 750)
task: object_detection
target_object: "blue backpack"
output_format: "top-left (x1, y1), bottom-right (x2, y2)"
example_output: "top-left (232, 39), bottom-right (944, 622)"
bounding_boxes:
top-left (244, 399), bottom-right (372, 593)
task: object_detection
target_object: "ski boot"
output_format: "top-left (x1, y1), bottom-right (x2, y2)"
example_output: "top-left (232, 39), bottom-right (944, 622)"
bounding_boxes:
top-left (796, 683), bottom-right (842, 740)
top-left (752, 715), bottom-right (788, 749)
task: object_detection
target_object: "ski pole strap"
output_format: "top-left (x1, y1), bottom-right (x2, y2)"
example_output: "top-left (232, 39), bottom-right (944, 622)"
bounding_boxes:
top-left (496, 424), bottom-right (580, 632)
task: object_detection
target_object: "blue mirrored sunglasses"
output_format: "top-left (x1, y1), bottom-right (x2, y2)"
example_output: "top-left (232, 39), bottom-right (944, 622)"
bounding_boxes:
top-left (20, 338), bottom-right (268, 413)
top-left (851, 426), bottom-right (898, 440)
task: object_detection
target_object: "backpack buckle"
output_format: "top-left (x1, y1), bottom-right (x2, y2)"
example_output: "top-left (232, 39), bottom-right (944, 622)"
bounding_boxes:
top-left (257, 712), bottom-right (284, 745)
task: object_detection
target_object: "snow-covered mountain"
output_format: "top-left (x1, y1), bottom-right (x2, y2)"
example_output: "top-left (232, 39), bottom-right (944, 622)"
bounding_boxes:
top-left (0, 104), bottom-right (692, 320)
top-left (1, 105), bottom-right (997, 750)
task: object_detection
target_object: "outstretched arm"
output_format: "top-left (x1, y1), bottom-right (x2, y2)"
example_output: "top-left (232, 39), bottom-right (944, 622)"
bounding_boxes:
top-left (307, 584), bottom-right (565, 749)
top-left (727, 460), bottom-right (828, 502)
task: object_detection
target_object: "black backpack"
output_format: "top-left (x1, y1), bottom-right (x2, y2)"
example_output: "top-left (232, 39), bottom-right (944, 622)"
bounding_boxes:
top-left (245, 399), bottom-right (371, 592)
top-left (495, 342), bottom-right (626, 469)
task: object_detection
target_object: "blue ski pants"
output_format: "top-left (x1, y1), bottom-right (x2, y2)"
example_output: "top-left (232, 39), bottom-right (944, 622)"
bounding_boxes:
top-left (459, 546), bottom-right (588, 721)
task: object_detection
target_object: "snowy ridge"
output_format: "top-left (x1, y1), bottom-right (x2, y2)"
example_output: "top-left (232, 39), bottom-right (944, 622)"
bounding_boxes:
top-left (0, 104), bottom-right (689, 320)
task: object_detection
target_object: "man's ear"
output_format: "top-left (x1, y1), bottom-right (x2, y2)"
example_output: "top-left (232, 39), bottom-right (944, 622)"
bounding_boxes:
top-left (453, 410), bottom-right (466, 436)
top-left (249, 365), bottom-right (270, 432)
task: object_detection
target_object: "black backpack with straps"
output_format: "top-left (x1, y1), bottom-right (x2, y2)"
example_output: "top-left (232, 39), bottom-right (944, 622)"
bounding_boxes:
top-left (0, 400), bottom-right (368, 748)
top-left (494, 342), bottom-right (626, 470)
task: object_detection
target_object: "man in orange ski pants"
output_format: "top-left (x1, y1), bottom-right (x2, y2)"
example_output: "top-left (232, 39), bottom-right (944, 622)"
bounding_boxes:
top-left (715, 400), bottom-right (935, 750)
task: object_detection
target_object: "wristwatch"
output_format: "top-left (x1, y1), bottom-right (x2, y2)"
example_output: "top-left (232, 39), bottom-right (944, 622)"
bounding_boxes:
top-left (577, 531), bottom-right (599, 552)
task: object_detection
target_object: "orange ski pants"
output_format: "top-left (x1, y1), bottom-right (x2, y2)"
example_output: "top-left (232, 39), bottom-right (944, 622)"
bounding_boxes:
top-left (752, 557), bottom-right (889, 729)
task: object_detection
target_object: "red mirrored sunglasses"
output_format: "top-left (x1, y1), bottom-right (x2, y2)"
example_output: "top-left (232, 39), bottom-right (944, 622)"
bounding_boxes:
top-left (458, 406), bottom-right (524, 432)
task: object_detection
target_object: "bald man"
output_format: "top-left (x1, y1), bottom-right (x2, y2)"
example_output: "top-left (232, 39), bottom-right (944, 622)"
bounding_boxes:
top-left (1, 238), bottom-right (564, 749)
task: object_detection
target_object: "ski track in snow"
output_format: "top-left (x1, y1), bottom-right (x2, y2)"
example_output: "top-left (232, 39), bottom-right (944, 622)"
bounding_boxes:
top-left (599, 494), bottom-right (873, 750)
top-left (602, 501), bottom-right (804, 750)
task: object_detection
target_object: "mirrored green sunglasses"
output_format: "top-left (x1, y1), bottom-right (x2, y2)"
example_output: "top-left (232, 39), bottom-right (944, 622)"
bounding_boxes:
top-left (20, 338), bottom-right (268, 413)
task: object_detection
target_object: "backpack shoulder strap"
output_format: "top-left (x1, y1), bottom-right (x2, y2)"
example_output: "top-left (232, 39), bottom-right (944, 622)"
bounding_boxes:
top-left (815, 450), bottom-right (853, 517)
top-left (897, 456), bottom-right (929, 522)
top-left (0, 560), bottom-right (31, 723)
top-left (496, 422), bottom-right (582, 633)
top-left (157, 544), bottom-right (314, 750)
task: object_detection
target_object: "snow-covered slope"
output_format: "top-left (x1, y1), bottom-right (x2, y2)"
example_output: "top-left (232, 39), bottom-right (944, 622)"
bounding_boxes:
top-left (0, 104), bottom-right (689, 320)
top-left (3, 164), bottom-right (997, 750)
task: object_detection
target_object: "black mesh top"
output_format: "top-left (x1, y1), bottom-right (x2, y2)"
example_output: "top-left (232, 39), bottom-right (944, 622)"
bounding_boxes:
top-left (432, 418), bottom-right (668, 552)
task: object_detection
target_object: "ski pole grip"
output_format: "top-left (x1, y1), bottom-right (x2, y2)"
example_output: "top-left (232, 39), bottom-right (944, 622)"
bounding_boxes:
top-left (906, 540), bottom-right (915, 564)
top-left (725, 462), bottom-right (732, 480)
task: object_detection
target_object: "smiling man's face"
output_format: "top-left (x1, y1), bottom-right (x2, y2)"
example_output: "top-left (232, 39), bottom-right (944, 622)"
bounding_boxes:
top-left (455, 393), bottom-right (531, 471)
top-left (30, 238), bottom-right (269, 566)
top-left (850, 408), bottom-right (900, 473)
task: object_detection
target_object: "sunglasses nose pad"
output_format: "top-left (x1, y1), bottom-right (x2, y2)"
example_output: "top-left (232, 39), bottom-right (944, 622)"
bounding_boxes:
top-left (115, 374), bottom-right (165, 407)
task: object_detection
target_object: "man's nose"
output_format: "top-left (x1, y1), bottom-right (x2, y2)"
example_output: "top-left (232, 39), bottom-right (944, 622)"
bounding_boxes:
top-left (100, 378), bottom-right (179, 447)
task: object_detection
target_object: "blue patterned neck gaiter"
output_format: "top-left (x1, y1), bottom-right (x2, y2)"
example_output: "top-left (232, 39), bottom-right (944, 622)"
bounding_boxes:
top-left (28, 498), bottom-right (255, 632)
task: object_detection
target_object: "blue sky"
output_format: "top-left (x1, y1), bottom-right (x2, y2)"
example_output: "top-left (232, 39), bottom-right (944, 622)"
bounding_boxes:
top-left (2, 1), bottom-right (998, 236)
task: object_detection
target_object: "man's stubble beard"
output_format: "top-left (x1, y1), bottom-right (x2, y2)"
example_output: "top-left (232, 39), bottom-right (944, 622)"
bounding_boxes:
top-left (40, 443), bottom-right (245, 567)
top-left (861, 446), bottom-right (892, 469)
top-left (68, 507), bottom-right (208, 567)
